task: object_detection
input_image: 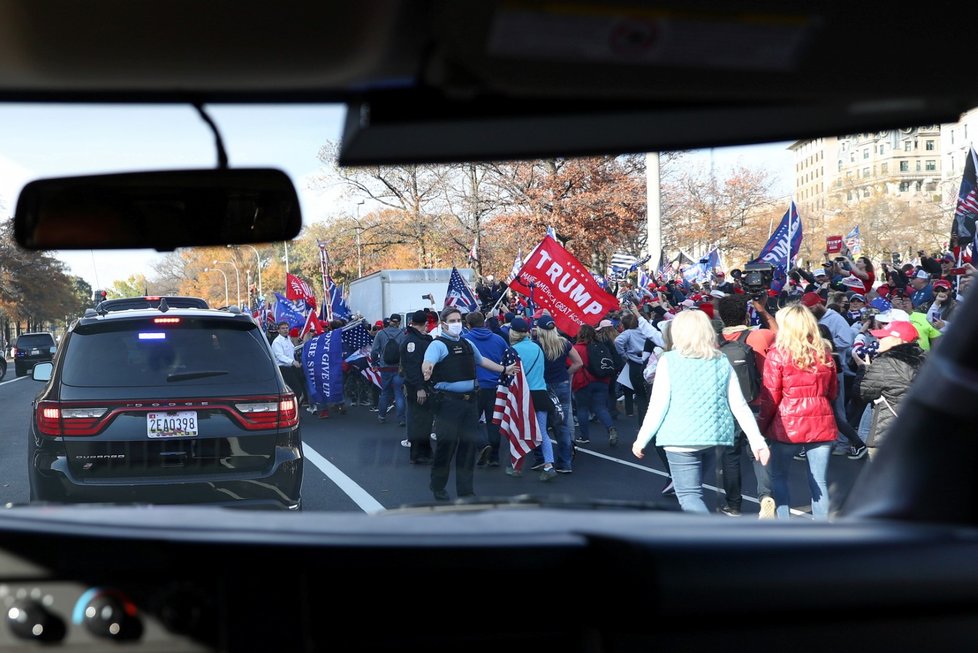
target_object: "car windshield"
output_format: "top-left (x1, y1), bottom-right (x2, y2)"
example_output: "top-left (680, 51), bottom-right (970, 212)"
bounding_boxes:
top-left (0, 102), bottom-right (974, 519)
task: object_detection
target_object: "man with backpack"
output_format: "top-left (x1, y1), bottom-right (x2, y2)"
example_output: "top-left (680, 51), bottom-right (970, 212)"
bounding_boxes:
top-left (371, 313), bottom-right (407, 425)
top-left (717, 294), bottom-right (778, 518)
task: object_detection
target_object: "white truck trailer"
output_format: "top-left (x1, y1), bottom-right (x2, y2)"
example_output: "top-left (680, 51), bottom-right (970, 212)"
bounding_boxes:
top-left (346, 268), bottom-right (475, 325)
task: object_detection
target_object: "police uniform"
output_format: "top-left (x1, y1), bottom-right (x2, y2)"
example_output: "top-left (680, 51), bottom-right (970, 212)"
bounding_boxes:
top-left (400, 325), bottom-right (434, 463)
top-left (426, 335), bottom-right (481, 498)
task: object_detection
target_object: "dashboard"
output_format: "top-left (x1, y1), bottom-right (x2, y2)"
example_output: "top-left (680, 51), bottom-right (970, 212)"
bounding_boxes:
top-left (1, 506), bottom-right (978, 652)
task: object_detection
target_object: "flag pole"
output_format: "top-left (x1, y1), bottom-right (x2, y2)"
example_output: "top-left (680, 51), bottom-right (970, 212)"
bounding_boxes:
top-left (318, 241), bottom-right (333, 323)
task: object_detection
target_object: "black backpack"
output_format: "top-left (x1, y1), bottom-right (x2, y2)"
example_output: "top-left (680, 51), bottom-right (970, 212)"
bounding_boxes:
top-left (382, 333), bottom-right (401, 365)
top-left (586, 340), bottom-right (616, 378)
top-left (718, 330), bottom-right (761, 403)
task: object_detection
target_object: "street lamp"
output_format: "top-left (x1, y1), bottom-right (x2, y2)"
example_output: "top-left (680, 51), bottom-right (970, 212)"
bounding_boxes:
top-left (204, 267), bottom-right (229, 306)
top-left (356, 200), bottom-right (365, 279)
top-left (214, 259), bottom-right (240, 308)
top-left (235, 244), bottom-right (263, 299)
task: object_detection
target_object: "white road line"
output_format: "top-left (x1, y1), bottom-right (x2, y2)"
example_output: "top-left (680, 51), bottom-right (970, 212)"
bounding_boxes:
top-left (574, 447), bottom-right (811, 518)
top-left (301, 443), bottom-right (386, 514)
top-left (0, 376), bottom-right (26, 387)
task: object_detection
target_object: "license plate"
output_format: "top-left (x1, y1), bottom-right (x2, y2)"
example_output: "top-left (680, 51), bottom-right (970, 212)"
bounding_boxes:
top-left (147, 411), bottom-right (198, 438)
top-left (30, 348), bottom-right (40, 355)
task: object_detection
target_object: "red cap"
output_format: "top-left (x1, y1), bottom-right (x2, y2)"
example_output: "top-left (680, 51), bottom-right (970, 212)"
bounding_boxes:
top-left (869, 321), bottom-right (918, 344)
top-left (801, 291), bottom-right (824, 307)
top-left (374, 320), bottom-right (384, 328)
top-left (933, 279), bottom-right (952, 292)
top-left (698, 303), bottom-right (715, 319)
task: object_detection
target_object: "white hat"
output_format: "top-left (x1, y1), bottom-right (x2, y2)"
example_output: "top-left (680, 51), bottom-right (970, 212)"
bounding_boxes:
top-left (876, 308), bottom-right (910, 323)
top-left (813, 268), bottom-right (828, 277)
top-left (709, 289), bottom-right (726, 298)
top-left (680, 299), bottom-right (696, 308)
top-left (914, 269), bottom-right (931, 280)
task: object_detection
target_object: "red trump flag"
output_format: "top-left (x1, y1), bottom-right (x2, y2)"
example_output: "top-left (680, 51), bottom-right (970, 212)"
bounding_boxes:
top-left (509, 235), bottom-right (619, 337)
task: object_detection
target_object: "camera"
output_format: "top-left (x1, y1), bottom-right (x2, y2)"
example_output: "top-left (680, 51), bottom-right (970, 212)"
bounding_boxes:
top-left (742, 261), bottom-right (774, 301)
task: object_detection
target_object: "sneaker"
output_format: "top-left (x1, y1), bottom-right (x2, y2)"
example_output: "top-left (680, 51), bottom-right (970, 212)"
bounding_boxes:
top-left (574, 437), bottom-right (590, 445)
top-left (719, 506), bottom-right (742, 517)
top-left (488, 461), bottom-right (500, 467)
top-left (661, 480), bottom-right (675, 497)
top-left (378, 416), bottom-right (386, 424)
top-left (317, 411), bottom-right (329, 419)
top-left (530, 462), bottom-right (546, 471)
top-left (432, 489), bottom-right (450, 501)
top-left (848, 445), bottom-right (868, 460)
top-left (400, 438), bottom-right (411, 448)
top-left (476, 445), bottom-right (492, 467)
top-left (305, 405), bottom-right (316, 414)
top-left (608, 427), bottom-right (618, 447)
top-left (505, 466), bottom-right (523, 477)
top-left (758, 496), bottom-right (776, 519)
top-left (359, 399), bottom-right (372, 406)
top-left (539, 467), bottom-right (557, 482)
top-left (430, 432), bottom-right (437, 441)
top-left (793, 449), bottom-right (807, 461)
top-left (555, 467), bottom-right (572, 474)
top-left (386, 404), bottom-right (394, 414)
top-left (369, 407), bottom-right (379, 412)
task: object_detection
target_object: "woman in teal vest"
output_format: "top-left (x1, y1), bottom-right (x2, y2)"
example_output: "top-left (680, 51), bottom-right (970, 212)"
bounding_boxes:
top-left (632, 309), bottom-right (770, 513)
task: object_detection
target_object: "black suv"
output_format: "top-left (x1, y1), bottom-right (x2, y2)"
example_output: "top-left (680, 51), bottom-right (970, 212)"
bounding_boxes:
top-left (13, 332), bottom-right (57, 377)
top-left (28, 306), bottom-right (302, 509)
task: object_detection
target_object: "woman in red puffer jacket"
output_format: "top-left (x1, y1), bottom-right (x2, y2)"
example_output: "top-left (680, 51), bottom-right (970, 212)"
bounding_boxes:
top-left (758, 304), bottom-right (838, 520)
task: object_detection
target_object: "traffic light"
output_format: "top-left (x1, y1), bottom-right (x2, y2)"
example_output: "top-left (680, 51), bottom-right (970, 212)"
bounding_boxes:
top-left (93, 290), bottom-right (107, 304)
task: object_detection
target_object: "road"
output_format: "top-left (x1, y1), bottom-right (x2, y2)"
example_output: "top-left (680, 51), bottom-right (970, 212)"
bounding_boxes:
top-left (0, 375), bottom-right (867, 517)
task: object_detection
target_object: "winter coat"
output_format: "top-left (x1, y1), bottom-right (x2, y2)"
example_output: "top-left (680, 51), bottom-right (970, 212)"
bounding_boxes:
top-left (858, 343), bottom-right (926, 447)
top-left (758, 346), bottom-right (839, 444)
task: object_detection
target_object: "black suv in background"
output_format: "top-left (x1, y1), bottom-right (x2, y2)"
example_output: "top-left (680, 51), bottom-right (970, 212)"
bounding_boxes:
top-left (13, 332), bottom-right (57, 377)
top-left (28, 307), bottom-right (303, 509)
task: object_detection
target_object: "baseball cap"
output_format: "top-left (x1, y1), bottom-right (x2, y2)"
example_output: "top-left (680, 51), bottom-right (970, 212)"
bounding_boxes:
top-left (914, 269), bottom-right (931, 280)
top-left (869, 297), bottom-right (892, 312)
top-left (876, 308), bottom-right (910, 323)
top-left (813, 268), bottom-right (828, 278)
top-left (849, 294), bottom-right (866, 303)
top-left (374, 320), bottom-right (384, 328)
top-left (537, 315), bottom-right (556, 330)
top-left (389, 313), bottom-right (402, 322)
top-left (504, 312), bottom-right (515, 323)
top-left (532, 308), bottom-right (546, 319)
top-left (410, 310), bottom-right (427, 324)
top-left (801, 292), bottom-right (824, 307)
top-left (933, 279), bottom-right (952, 292)
top-left (709, 289), bottom-right (726, 298)
top-left (510, 317), bottom-right (530, 333)
top-left (870, 321), bottom-right (918, 343)
top-left (597, 319), bottom-right (614, 329)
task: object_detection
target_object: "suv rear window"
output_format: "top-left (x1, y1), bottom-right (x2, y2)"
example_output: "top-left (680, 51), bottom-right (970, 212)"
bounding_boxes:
top-left (62, 318), bottom-right (276, 387)
top-left (16, 334), bottom-right (55, 349)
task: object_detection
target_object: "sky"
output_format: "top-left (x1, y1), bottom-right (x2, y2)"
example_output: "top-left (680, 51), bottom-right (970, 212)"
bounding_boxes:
top-left (0, 103), bottom-right (795, 290)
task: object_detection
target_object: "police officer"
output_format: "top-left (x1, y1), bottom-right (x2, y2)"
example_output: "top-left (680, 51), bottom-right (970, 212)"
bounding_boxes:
top-left (421, 307), bottom-right (516, 501)
top-left (400, 310), bottom-right (435, 464)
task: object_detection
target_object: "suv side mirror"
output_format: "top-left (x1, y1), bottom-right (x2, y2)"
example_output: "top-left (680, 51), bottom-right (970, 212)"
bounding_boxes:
top-left (32, 362), bottom-right (52, 382)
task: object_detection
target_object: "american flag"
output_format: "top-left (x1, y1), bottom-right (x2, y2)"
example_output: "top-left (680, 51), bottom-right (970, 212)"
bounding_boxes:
top-left (362, 365), bottom-right (383, 389)
top-left (951, 147), bottom-right (978, 259)
top-left (506, 249), bottom-right (523, 285)
top-left (492, 348), bottom-right (541, 469)
top-left (341, 320), bottom-right (373, 356)
top-left (443, 266), bottom-right (479, 313)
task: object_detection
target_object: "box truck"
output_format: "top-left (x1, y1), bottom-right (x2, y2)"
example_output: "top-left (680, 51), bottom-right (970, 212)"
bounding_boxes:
top-left (347, 268), bottom-right (475, 325)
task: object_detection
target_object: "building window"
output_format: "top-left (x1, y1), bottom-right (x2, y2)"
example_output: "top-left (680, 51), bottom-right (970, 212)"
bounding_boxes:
top-left (863, 149), bottom-right (869, 159)
top-left (925, 160), bottom-right (936, 171)
top-left (899, 181), bottom-right (910, 192)
top-left (916, 160), bottom-right (921, 171)
top-left (863, 188), bottom-right (870, 198)
top-left (838, 160), bottom-right (843, 172)
top-left (926, 140), bottom-right (935, 151)
top-left (881, 162), bottom-right (888, 173)
top-left (904, 141), bottom-right (912, 152)
top-left (850, 152), bottom-right (855, 163)
top-left (847, 191), bottom-right (853, 200)
top-left (862, 167), bottom-right (870, 178)
top-left (900, 160), bottom-right (909, 172)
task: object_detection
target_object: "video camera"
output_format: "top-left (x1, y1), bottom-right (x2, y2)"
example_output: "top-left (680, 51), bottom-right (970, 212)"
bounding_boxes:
top-left (742, 261), bottom-right (774, 301)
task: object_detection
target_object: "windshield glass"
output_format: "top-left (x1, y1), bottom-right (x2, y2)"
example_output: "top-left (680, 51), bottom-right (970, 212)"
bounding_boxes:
top-left (0, 102), bottom-right (973, 517)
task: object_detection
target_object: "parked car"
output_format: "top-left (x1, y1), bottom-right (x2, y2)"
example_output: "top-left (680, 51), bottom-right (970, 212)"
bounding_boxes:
top-left (12, 331), bottom-right (57, 377)
top-left (29, 306), bottom-right (302, 509)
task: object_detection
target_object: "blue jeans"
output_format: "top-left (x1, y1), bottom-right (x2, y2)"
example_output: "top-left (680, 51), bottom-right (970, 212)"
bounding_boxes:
top-left (574, 382), bottom-right (614, 440)
top-left (770, 441), bottom-right (832, 519)
top-left (378, 371), bottom-right (405, 422)
top-left (536, 410), bottom-right (554, 464)
top-left (664, 448), bottom-right (716, 514)
top-left (548, 381), bottom-right (574, 470)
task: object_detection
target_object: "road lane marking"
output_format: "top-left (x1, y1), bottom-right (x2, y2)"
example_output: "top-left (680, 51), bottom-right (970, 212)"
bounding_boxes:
top-left (574, 447), bottom-right (811, 518)
top-left (0, 376), bottom-right (27, 387)
top-left (301, 442), bottom-right (386, 514)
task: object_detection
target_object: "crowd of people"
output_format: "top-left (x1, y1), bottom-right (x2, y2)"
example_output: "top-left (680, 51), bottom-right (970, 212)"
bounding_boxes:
top-left (268, 250), bottom-right (972, 516)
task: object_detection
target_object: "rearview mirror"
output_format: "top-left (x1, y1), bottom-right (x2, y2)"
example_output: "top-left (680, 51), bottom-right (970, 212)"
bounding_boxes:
top-left (14, 168), bottom-right (302, 251)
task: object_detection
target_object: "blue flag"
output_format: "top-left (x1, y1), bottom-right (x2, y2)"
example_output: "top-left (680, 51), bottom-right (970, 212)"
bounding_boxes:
top-left (302, 329), bottom-right (344, 406)
top-left (273, 292), bottom-right (306, 329)
top-left (750, 202), bottom-right (803, 278)
top-left (327, 277), bottom-right (352, 321)
top-left (340, 320), bottom-right (374, 357)
top-left (443, 266), bottom-right (479, 313)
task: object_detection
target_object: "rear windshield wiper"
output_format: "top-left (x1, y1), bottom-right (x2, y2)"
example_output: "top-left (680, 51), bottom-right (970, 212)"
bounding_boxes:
top-left (166, 370), bottom-right (230, 382)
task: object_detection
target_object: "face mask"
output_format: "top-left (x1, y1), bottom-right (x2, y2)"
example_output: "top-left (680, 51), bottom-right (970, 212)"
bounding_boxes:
top-left (445, 323), bottom-right (463, 336)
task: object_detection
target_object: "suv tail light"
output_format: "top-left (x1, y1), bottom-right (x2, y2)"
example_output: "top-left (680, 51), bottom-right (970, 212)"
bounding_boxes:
top-left (36, 401), bottom-right (108, 437)
top-left (234, 395), bottom-right (299, 430)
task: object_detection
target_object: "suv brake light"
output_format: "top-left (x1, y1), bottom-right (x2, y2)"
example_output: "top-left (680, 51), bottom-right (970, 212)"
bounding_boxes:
top-left (36, 401), bottom-right (108, 437)
top-left (234, 395), bottom-right (298, 430)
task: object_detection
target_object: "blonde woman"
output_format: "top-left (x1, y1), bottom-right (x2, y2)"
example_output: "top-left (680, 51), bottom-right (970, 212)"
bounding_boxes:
top-left (632, 310), bottom-right (769, 514)
top-left (757, 304), bottom-right (839, 519)
top-left (532, 315), bottom-right (583, 473)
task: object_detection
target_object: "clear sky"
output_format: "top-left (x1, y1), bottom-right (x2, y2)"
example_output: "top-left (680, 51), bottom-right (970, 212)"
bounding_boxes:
top-left (0, 103), bottom-right (794, 289)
